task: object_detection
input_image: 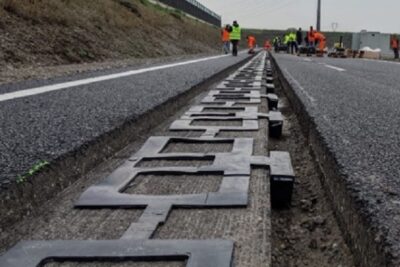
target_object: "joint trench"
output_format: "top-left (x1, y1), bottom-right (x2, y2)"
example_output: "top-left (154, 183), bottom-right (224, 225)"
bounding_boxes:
top-left (0, 51), bottom-right (353, 267)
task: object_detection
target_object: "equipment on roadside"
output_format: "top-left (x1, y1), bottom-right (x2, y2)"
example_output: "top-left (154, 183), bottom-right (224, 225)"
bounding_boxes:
top-left (328, 36), bottom-right (347, 58)
top-left (298, 45), bottom-right (315, 56)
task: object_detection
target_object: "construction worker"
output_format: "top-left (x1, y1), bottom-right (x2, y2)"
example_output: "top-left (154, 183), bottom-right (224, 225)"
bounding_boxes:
top-left (283, 33), bottom-right (290, 53)
top-left (307, 26), bottom-right (316, 47)
top-left (288, 31), bottom-right (297, 54)
top-left (264, 40), bottom-right (272, 51)
top-left (391, 35), bottom-right (399, 60)
top-left (221, 25), bottom-right (231, 54)
top-left (314, 32), bottom-right (326, 56)
top-left (296, 28), bottom-right (303, 46)
top-left (228, 20), bottom-right (241, 56)
top-left (273, 36), bottom-right (280, 52)
top-left (247, 35), bottom-right (256, 54)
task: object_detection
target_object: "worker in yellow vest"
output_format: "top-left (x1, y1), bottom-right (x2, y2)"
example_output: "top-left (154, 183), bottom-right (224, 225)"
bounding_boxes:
top-left (228, 21), bottom-right (241, 56)
top-left (288, 32), bottom-right (297, 54)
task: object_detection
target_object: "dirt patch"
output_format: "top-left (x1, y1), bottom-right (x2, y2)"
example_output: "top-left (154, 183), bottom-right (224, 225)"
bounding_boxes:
top-left (269, 94), bottom-right (355, 267)
top-left (136, 158), bottom-right (214, 167)
top-left (124, 173), bottom-right (223, 194)
top-left (162, 140), bottom-right (233, 153)
top-left (190, 119), bottom-right (243, 127)
top-left (203, 107), bottom-right (246, 112)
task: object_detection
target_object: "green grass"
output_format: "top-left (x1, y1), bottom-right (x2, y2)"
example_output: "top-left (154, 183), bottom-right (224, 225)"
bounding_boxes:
top-left (16, 160), bottom-right (49, 184)
top-left (136, 0), bottom-right (185, 19)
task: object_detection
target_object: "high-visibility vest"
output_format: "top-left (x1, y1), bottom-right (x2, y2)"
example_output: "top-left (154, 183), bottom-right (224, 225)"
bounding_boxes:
top-left (314, 32), bottom-right (325, 42)
top-left (248, 36), bottom-right (256, 48)
top-left (314, 32), bottom-right (326, 50)
top-left (391, 38), bottom-right (399, 49)
top-left (289, 33), bottom-right (296, 42)
top-left (222, 29), bottom-right (230, 42)
top-left (283, 35), bottom-right (290, 44)
top-left (308, 30), bottom-right (316, 42)
top-left (230, 26), bottom-right (241, 40)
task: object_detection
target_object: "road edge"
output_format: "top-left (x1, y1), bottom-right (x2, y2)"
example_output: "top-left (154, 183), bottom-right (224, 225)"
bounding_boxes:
top-left (0, 54), bottom-right (255, 231)
top-left (271, 53), bottom-right (392, 267)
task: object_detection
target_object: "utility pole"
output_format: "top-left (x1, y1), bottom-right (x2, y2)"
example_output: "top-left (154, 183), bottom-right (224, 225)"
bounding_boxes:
top-left (316, 0), bottom-right (321, 31)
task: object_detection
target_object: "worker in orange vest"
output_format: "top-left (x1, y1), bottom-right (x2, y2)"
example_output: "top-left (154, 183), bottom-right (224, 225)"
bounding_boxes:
top-left (391, 35), bottom-right (399, 60)
top-left (307, 26), bottom-right (316, 47)
top-left (314, 32), bottom-right (326, 56)
top-left (221, 25), bottom-right (231, 54)
top-left (247, 35), bottom-right (256, 54)
top-left (264, 40), bottom-right (272, 51)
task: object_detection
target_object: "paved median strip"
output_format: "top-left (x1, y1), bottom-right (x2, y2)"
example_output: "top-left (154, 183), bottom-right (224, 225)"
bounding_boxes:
top-left (0, 52), bottom-right (295, 267)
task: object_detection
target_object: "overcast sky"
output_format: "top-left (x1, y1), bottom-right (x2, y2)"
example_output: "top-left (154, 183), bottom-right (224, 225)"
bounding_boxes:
top-left (197, 0), bottom-right (399, 33)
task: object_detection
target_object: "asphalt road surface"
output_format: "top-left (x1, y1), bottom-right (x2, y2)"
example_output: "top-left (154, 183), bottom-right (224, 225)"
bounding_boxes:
top-left (274, 53), bottom-right (400, 264)
top-left (0, 53), bottom-right (251, 185)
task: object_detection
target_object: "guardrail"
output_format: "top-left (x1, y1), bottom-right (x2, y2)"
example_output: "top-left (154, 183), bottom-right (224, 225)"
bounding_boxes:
top-left (157, 0), bottom-right (221, 27)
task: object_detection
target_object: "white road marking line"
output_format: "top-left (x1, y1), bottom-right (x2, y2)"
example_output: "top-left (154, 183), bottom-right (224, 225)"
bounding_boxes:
top-left (283, 68), bottom-right (316, 105)
top-left (302, 58), bottom-right (312, 62)
top-left (324, 64), bottom-right (346, 72)
top-left (0, 53), bottom-right (234, 103)
top-left (361, 58), bottom-right (400, 65)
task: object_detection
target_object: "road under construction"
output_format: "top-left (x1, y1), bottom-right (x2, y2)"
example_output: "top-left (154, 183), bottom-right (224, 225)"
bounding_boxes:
top-left (1, 47), bottom-right (400, 267)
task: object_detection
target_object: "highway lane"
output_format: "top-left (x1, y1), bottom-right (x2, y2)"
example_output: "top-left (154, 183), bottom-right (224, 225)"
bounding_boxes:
top-left (274, 53), bottom-right (400, 265)
top-left (0, 52), bottom-right (251, 185)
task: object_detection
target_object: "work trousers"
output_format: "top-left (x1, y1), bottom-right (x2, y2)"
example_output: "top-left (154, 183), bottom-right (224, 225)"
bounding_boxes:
top-left (394, 48), bottom-right (399, 59)
top-left (231, 40), bottom-right (239, 56)
top-left (297, 39), bottom-right (302, 46)
top-left (223, 41), bottom-right (230, 54)
top-left (288, 41), bottom-right (298, 54)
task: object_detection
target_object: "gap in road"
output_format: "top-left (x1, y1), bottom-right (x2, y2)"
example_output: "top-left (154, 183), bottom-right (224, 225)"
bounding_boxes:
top-left (0, 52), bottom-right (356, 266)
top-left (270, 66), bottom-right (355, 267)
top-left (0, 54), bottom-right (271, 267)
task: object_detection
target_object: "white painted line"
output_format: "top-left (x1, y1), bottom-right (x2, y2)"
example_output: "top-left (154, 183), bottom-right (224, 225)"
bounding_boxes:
top-left (0, 54), bottom-right (234, 103)
top-left (324, 64), bottom-right (346, 72)
top-left (283, 68), bottom-right (316, 105)
top-left (302, 58), bottom-right (312, 62)
top-left (361, 58), bottom-right (400, 65)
